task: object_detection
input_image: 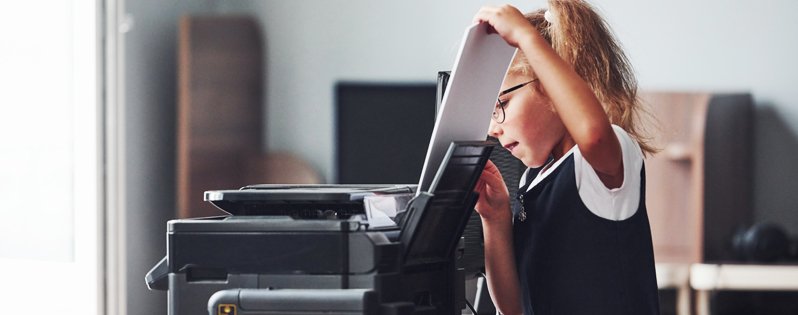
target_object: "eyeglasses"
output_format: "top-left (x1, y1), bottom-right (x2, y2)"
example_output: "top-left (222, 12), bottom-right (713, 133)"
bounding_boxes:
top-left (493, 79), bottom-right (538, 124)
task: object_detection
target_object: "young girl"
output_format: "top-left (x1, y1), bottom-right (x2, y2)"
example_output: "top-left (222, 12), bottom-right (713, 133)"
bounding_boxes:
top-left (472, 1), bottom-right (660, 314)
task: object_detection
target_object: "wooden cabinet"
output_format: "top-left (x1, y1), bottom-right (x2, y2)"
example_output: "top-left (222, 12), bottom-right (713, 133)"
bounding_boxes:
top-left (642, 93), bottom-right (754, 263)
top-left (177, 16), bottom-right (263, 218)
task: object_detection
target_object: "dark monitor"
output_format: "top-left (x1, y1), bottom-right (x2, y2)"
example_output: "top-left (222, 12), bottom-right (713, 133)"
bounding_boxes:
top-left (336, 83), bottom-right (436, 184)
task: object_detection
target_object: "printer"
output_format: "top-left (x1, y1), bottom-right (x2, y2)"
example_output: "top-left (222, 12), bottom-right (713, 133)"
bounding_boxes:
top-left (146, 141), bottom-right (494, 315)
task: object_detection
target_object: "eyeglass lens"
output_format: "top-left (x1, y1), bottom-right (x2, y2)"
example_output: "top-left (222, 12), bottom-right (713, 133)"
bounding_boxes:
top-left (492, 79), bottom-right (537, 124)
top-left (493, 101), bottom-right (505, 123)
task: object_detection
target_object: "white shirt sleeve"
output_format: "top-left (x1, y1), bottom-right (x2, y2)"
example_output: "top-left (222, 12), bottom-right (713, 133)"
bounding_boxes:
top-left (573, 125), bottom-right (644, 221)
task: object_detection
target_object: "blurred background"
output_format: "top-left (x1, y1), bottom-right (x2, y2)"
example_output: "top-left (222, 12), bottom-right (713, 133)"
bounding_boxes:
top-left (1, 0), bottom-right (797, 314)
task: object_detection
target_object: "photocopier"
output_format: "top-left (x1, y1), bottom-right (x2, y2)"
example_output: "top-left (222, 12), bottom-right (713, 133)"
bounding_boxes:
top-left (146, 141), bottom-right (495, 315)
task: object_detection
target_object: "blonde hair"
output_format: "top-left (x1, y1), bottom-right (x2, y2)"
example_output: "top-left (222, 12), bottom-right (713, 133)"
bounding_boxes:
top-left (511, 0), bottom-right (658, 156)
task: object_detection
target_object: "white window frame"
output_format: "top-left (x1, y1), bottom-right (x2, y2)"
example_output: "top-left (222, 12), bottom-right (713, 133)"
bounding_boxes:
top-left (104, 0), bottom-right (128, 313)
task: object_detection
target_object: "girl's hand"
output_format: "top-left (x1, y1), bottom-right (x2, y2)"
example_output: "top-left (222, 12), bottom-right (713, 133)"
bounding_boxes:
top-left (472, 5), bottom-right (537, 48)
top-left (475, 161), bottom-right (524, 315)
top-left (474, 160), bottom-right (512, 223)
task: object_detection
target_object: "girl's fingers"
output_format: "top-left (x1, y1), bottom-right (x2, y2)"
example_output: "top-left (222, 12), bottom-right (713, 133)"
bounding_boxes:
top-left (472, 5), bottom-right (531, 47)
top-left (479, 162), bottom-right (504, 189)
top-left (473, 6), bottom-right (508, 36)
top-left (471, 6), bottom-right (499, 24)
top-left (475, 161), bottom-right (511, 218)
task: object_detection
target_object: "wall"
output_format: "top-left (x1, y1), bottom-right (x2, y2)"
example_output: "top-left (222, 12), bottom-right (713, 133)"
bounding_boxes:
top-left (121, 0), bottom-right (217, 314)
top-left (215, 0), bottom-right (798, 233)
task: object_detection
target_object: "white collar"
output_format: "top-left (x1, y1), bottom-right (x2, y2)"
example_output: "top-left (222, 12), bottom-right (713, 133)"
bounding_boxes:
top-left (522, 145), bottom-right (578, 192)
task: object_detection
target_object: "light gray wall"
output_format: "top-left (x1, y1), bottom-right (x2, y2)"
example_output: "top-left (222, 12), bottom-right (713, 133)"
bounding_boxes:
top-left (215, 0), bottom-right (798, 233)
top-left (122, 0), bottom-right (217, 314)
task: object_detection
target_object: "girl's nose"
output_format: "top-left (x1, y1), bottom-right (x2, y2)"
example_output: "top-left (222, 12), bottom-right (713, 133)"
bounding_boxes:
top-left (487, 119), bottom-right (502, 138)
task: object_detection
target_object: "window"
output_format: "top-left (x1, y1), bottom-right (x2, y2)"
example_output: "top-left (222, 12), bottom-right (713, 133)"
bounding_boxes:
top-left (0, 1), bottom-right (99, 313)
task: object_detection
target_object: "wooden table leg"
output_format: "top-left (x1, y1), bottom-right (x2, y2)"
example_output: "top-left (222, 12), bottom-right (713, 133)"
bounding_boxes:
top-left (676, 284), bottom-right (691, 315)
top-left (695, 290), bottom-right (709, 315)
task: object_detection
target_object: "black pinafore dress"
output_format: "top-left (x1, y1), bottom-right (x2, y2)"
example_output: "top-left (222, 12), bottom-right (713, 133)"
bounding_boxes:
top-left (512, 154), bottom-right (660, 315)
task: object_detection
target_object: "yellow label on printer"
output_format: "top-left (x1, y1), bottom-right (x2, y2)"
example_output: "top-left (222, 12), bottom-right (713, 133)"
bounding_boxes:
top-left (218, 304), bottom-right (236, 315)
